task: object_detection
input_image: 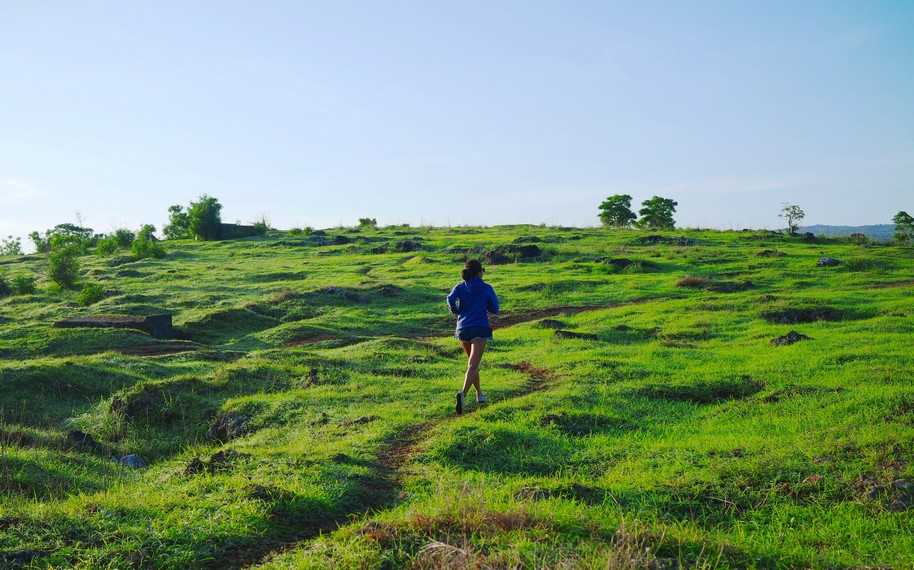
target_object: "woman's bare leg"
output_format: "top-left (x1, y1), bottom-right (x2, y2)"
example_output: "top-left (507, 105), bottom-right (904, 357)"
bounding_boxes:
top-left (462, 339), bottom-right (486, 396)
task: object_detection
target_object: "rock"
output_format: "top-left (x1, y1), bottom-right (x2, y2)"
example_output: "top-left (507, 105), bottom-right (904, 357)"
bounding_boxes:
top-left (605, 258), bottom-right (633, 270)
top-left (536, 319), bottom-right (566, 329)
top-left (207, 412), bottom-right (251, 442)
top-left (770, 331), bottom-right (811, 346)
top-left (184, 457), bottom-right (206, 475)
top-left (118, 454), bottom-right (147, 469)
top-left (817, 257), bottom-right (841, 267)
top-left (554, 330), bottom-right (598, 341)
top-left (66, 430), bottom-right (102, 453)
top-left (208, 449), bottom-right (251, 471)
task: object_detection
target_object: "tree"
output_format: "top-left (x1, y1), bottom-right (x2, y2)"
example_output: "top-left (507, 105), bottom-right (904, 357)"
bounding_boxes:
top-left (780, 204), bottom-right (805, 235)
top-left (48, 245), bottom-right (81, 288)
top-left (894, 211), bottom-right (914, 243)
top-left (637, 196), bottom-right (678, 229)
top-left (132, 225), bottom-right (166, 259)
top-left (358, 217), bottom-right (378, 229)
top-left (164, 205), bottom-right (191, 240)
top-left (598, 195), bottom-right (637, 228)
top-left (187, 195), bottom-right (223, 240)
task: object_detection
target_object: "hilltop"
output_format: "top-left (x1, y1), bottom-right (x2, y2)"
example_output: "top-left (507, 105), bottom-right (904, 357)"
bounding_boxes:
top-left (0, 225), bottom-right (912, 568)
top-left (800, 224), bottom-right (896, 241)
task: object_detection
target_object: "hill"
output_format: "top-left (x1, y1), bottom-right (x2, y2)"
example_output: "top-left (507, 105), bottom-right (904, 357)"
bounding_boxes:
top-left (801, 224), bottom-right (896, 241)
top-left (0, 226), bottom-right (913, 568)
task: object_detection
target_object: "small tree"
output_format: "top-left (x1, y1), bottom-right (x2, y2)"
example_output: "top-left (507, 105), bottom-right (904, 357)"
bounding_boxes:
top-left (164, 205), bottom-right (191, 240)
top-left (95, 235), bottom-right (120, 256)
top-left (598, 195), bottom-right (637, 228)
top-left (894, 211), bottom-right (914, 243)
top-left (29, 231), bottom-right (50, 253)
top-left (48, 245), bottom-right (81, 288)
top-left (0, 236), bottom-right (23, 256)
top-left (187, 195), bottom-right (223, 240)
top-left (114, 228), bottom-right (135, 248)
top-left (780, 204), bottom-right (806, 235)
top-left (11, 275), bottom-right (37, 295)
top-left (358, 217), bottom-right (378, 229)
top-left (637, 196), bottom-right (678, 230)
top-left (132, 225), bottom-right (166, 259)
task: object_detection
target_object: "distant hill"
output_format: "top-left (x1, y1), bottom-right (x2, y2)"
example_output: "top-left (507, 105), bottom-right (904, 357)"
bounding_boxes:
top-left (800, 224), bottom-right (896, 241)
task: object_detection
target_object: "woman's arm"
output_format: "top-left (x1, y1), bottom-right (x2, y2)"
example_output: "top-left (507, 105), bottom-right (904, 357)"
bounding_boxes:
top-left (446, 285), bottom-right (461, 315)
top-left (487, 287), bottom-right (500, 315)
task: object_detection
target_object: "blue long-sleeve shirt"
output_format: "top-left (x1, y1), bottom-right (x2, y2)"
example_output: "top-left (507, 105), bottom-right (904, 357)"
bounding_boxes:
top-left (447, 277), bottom-right (500, 330)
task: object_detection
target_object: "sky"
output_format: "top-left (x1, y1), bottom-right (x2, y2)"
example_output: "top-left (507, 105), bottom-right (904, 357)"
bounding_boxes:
top-left (1, 1), bottom-right (913, 248)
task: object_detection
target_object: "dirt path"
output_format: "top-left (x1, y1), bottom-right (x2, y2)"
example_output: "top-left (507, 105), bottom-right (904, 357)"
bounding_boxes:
top-left (244, 360), bottom-right (561, 569)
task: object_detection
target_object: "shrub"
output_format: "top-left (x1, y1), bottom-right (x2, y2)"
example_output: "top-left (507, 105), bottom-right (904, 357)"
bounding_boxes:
top-left (29, 231), bottom-right (50, 253)
top-left (288, 227), bottom-right (303, 235)
top-left (11, 275), bottom-right (37, 295)
top-left (0, 275), bottom-right (10, 297)
top-left (114, 228), bottom-right (135, 248)
top-left (77, 283), bottom-right (106, 306)
top-left (252, 217), bottom-right (270, 236)
top-left (48, 245), bottom-right (81, 288)
top-left (95, 235), bottom-right (120, 256)
top-left (187, 195), bottom-right (223, 240)
top-left (0, 236), bottom-right (23, 256)
top-left (358, 217), bottom-right (378, 229)
top-left (132, 226), bottom-right (166, 260)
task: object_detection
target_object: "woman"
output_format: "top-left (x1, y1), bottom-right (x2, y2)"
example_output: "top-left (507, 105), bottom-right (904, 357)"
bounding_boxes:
top-left (446, 259), bottom-right (500, 414)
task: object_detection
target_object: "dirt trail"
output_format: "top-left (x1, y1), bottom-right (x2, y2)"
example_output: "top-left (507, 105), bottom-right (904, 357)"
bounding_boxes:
top-left (244, 360), bottom-right (560, 569)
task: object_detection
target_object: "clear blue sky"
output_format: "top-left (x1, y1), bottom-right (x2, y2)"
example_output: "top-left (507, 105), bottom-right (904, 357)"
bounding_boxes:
top-left (2, 1), bottom-right (912, 245)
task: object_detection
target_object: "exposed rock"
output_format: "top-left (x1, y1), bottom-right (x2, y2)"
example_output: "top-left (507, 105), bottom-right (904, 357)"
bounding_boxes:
top-left (756, 249), bottom-right (785, 258)
top-left (632, 235), bottom-right (696, 246)
top-left (66, 430), bottom-right (102, 453)
top-left (770, 331), bottom-right (811, 346)
top-left (207, 412), bottom-right (251, 442)
top-left (817, 257), bottom-right (841, 267)
top-left (483, 244), bottom-right (543, 265)
top-left (184, 457), bottom-right (206, 475)
top-left (554, 329), bottom-right (598, 341)
top-left (118, 454), bottom-right (147, 469)
top-left (536, 319), bottom-right (566, 329)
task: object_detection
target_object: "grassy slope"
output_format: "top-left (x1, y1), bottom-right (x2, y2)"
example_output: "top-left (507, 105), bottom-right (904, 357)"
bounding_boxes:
top-left (0, 226), bottom-right (912, 569)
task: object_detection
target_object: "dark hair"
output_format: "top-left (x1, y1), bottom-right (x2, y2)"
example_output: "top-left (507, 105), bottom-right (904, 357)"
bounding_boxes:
top-left (462, 259), bottom-right (483, 281)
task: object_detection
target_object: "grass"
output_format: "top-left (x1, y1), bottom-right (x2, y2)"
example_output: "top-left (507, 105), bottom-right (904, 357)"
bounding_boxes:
top-left (0, 225), bottom-right (912, 568)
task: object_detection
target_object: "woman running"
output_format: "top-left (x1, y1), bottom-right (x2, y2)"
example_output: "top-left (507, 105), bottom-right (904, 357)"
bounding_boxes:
top-left (446, 259), bottom-right (500, 414)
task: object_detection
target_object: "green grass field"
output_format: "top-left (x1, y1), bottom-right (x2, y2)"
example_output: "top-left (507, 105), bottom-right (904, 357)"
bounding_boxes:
top-left (1, 225), bottom-right (912, 569)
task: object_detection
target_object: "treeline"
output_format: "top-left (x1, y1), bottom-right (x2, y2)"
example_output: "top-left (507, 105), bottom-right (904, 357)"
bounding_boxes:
top-left (596, 194), bottom-right (914, 243)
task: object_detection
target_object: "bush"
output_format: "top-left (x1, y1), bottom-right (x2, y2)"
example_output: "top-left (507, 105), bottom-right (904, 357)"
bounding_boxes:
top-left (77, 283), bottom-right (106, 306)
top-left (114, 228), bottom-right (135, 248)
top-left (132, 226), bottom-right (166, 260)
top-left (288, 227), bottom-right (303, 235)
top-left (48, 245), bottom-right (81, 288)
top-left (187, 195), bottom-right (223, 240)
top-left (96, 235), bottom-right (120, 256)
top-left (0, 236), bottom-right (23, 256)
top-left (11, 275), bottom-right (37, 295)
top-left (0, 275), bottom-right (10, 297)
top-left (252, 217), bottom-right (270, 236)
top-left (358, 217), bottom-right (378, 229)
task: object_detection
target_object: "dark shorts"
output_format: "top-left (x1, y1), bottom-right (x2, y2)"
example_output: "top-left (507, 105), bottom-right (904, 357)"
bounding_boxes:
top-left (456, 326), bottom-right (493, 342)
